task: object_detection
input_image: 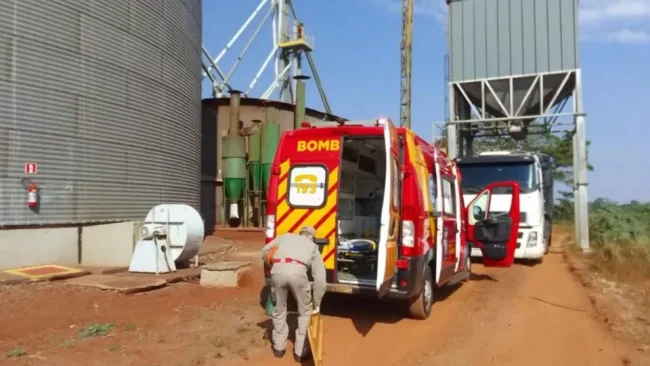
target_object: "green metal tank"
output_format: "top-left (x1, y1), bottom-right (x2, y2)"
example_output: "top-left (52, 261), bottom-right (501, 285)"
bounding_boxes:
top-left (222, 91), bottom-right (246, 226)
top-left (248, 126), bottom-right (262, 192)
top-left (248, 124), bottom-right (262, 226)
top-left (261, 109), bottom-right (280, 198)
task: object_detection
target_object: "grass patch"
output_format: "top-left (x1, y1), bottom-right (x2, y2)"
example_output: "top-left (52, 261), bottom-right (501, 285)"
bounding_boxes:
top-left (125, 324), bottom-right (137, 332)
top-left (588, 244), bottom-right (650, 283)
top-left (5, 348), bottom-right (26, 358)
top-left (60, 339), bottom-right (75, 348)
top-left (79, 323), bottom-right (114, 338)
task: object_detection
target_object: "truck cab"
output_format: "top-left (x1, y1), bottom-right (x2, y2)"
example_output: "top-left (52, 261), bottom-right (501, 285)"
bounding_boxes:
top-left (264, 118), bottom-right (522, 319)
top-left (456, 151), bottom-right (554, 262)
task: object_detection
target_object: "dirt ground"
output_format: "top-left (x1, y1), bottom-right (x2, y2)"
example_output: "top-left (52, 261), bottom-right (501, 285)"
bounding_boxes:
top-left (1, 228), bottom-right (648, 365)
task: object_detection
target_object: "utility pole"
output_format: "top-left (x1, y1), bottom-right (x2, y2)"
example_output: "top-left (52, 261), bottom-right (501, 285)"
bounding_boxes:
top-left (400, 0), bottom-right (413, 129)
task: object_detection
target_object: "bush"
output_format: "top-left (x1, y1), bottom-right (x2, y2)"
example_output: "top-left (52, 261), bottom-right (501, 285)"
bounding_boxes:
top-left (563, 198), bottom-right (650, 282)
top-left (588, 199), bottom-right (650, 247)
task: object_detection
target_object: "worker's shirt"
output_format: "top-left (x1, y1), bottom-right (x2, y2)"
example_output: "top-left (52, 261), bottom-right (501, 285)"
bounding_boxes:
top-left (261, 233), bottom-right (327, 307)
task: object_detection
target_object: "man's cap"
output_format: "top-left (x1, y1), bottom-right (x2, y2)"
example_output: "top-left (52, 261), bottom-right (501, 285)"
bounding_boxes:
top-left (299, 226), bottom-right (316, 236)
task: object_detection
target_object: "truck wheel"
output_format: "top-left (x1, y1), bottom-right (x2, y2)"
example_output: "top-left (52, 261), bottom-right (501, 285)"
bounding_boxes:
top-left (408, 266), bottom-right (434, 320)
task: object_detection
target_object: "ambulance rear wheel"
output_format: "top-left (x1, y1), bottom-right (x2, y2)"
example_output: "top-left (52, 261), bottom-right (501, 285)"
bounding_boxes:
top-left (408, 266), bottom-right (434, 320)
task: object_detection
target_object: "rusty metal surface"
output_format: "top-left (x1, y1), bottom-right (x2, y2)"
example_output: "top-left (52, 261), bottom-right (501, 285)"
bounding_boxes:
top-left (200, 97), bottom-right (344, 229)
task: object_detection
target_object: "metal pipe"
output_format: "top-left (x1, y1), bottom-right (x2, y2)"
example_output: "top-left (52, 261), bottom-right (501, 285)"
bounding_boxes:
top-left (206, 0), bottom-right (269, 74)
top-left (229, 91), bottom-right (241, 136)
top-left (220, 6), bottom-right (275, 91)
top-left (305, 53), bottom-right (332, 115)
top-left (294, 79), bottom-right (306, 129)
top-left (246, 46), bottom-right (278, 96)
top-left (261, 61), bottom-right (292, 99)
top-left (201, 46), bottom-right (232, 93)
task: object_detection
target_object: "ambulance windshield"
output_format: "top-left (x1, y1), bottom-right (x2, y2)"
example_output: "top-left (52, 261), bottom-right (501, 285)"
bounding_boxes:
top-left (459, 162), bottom-right (537, 194)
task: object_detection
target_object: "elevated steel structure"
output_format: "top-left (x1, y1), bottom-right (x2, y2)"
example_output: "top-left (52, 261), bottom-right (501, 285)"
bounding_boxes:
top-left (201, 0), bottom-right (331, 114)
top-left (440, 0), bottom-right (589, 251)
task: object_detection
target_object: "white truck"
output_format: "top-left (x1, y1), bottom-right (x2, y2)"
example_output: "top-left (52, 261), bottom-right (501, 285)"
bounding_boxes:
top-left (456, 151), bottom-right (554, 263)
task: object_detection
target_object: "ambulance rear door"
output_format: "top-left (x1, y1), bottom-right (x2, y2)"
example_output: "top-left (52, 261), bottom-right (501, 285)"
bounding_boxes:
top-left (376, 118), bottom-right (401, 298)
top-left (272, 135), bottom-right (342, 282)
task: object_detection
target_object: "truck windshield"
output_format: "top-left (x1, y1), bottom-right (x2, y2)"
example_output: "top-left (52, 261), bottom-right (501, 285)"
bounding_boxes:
top-left (459, 162), bottom-right (537, 194)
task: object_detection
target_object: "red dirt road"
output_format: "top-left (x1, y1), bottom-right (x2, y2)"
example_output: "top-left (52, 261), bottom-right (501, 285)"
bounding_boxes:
top-left (231, 252), bottom-right (632, 366)
top-left (1, 230), bottom-right (642, 365)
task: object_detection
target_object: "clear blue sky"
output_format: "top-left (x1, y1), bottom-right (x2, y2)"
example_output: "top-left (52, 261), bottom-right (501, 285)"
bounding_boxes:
top-left (202, 0), bottom-right (650, 203)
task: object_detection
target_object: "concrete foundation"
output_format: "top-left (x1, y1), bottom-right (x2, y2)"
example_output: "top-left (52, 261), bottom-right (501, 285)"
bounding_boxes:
top-left (81, 221), bottom-right (142, 267)
top-left (0, 227), bottom-right (78, 269)
top-left (200, 261), bottom-right (252, 288)
top-left (0, 221), bottom-right (142, 270)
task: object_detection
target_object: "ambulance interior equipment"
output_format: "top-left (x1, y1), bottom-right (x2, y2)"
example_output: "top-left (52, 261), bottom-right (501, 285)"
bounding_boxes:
top-left (336, 137), bottom-right (386, 285)
top-left (129, 204), bottom-right (205, 274)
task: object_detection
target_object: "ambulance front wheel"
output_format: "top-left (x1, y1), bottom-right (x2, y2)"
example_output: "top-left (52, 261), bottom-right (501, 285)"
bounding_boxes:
top-left (408, 266), bottom-right (434, 320)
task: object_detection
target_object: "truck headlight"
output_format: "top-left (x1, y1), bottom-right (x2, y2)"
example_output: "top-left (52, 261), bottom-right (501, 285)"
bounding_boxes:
top-left (526, 232), bottom-right (538, 248)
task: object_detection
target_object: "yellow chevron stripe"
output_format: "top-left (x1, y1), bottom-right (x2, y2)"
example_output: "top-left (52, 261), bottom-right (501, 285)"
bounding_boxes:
top-left (275, 159), bottom-right (292, 218)
top-left (276, 184), bottom-right (290, 219)
top-left (276, 208), bottom-right (309, 234)
top-left (280, 159), bottom-right (291, 176)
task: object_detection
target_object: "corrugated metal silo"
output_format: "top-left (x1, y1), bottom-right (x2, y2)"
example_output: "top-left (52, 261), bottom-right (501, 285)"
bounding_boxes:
top-left (0, 0), bottom-right (203, 226)
top-left (446, 0), bottom-right (582, 157)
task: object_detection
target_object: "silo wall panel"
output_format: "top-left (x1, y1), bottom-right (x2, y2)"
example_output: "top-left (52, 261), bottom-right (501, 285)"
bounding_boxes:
top-left (448, 0), bottom-right (579, 82)
top-left (0, 0), bottom-right (203, 226)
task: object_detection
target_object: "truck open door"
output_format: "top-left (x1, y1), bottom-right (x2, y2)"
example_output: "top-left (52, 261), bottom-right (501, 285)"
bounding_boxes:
top-left (466, 181), bottom-right (521, 268)
top-left (376, 118), bottom-right (400, 298)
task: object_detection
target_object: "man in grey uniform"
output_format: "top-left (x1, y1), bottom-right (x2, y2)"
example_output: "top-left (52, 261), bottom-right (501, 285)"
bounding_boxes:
top-left (261, 225), bottom-right (327, 361)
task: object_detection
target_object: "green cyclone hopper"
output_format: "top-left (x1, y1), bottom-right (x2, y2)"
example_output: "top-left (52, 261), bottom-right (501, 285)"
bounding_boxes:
top-left (247, 121), bottom-right (263, 226)
top-left (261, 109), bottom-right (280, 199)
top-left (222, 91), bottom-right (246, 226)
top-left (248, 125), bottom-right (262, 192)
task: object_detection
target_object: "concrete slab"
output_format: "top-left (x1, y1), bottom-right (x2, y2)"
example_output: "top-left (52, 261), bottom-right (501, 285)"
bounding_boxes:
top-left (116, 267), bottom-right (202, 283)
top-left (200, 261), bottom-right (252, 288)
top-left (3, 265), bottom-right (89, 282)
top-left (66, 275), bottom-right (167, 294)
top-left (81, 266), bottom-right (129, 275)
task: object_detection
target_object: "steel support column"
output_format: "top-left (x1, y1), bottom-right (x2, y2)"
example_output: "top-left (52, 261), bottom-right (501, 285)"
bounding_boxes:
top-left (447, 84), bottom-right (459, 159)
top-left (573, 69), bottom-right (590, 251)
top-left (277, 0), bottom-right (292, 103)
